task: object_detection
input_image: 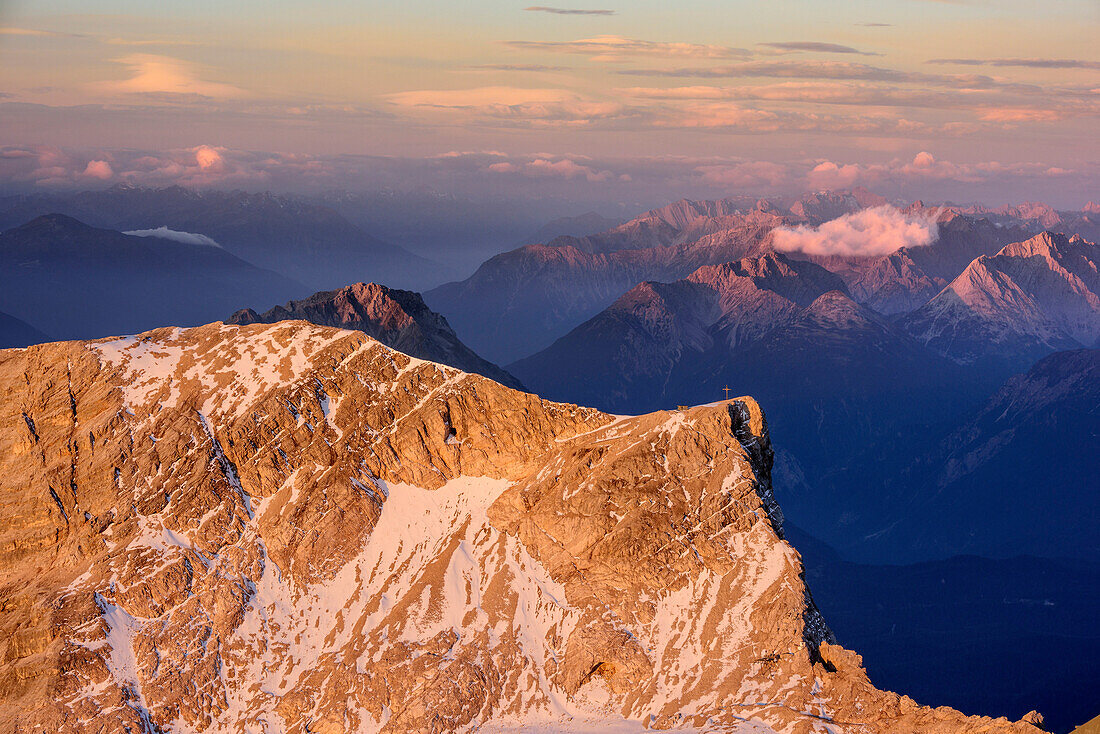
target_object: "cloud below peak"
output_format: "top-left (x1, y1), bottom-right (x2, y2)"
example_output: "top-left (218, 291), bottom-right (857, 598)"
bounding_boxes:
top-left (772, 205), bottom-right (939, 257)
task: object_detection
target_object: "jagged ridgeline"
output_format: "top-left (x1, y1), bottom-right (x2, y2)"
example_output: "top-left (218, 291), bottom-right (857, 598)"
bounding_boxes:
top-left (0, 322), bottom-right (1043, 732)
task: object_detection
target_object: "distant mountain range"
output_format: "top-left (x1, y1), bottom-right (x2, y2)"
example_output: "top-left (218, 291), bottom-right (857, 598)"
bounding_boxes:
top-left (0, 185), bottom-right (445, 292)
top-left (799, 206), bottom-right (1030, 315)
top-left (426, 190), bottom-right (1096, 363)
top-left (425, 203), bottom-right (791, 363)
top-left (0, 214), bottom-right (304, 340)
top-left (509, 253), bottom-right (850, 412)
top-left (228, 281), bottom-right (522, 389)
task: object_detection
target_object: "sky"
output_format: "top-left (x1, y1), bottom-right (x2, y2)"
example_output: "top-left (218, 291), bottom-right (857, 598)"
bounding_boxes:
top-left (0, 0), bottom-right (1098, 206)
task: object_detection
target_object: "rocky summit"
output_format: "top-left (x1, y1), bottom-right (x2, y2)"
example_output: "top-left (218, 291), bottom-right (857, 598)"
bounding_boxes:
top-left (0, 321), bottom-right (1043, 733)
top-left (226, 281), bottom-right (523, 390)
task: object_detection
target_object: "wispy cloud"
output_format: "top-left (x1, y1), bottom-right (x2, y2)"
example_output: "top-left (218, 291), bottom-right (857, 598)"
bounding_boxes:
top-left (856, 22), bottom-right (893, 27)
top-left (928, 57), bottom-right (1100, 70)
top-left (103, 37), bottom-right (203, 47)
top-left (466, 64), bottom-right (573, 72)
top-left (383, 86), bottom-right (630, 126)
top-left (759, 41), bottom-right (881, 56)
top-left (0, 26), bottom-right (195, 46)
top-left (615, 60), bottom-right (1014, 89)
top-left (0, 26), bottom-right (86, 38)
top-left (617, 81), bottom-right (1099, 119)
top-left (502, 35), bottom-right (751, 61)
top-left (524, 6), bottom-right (615, 15)
top-left (385, 86), bottom-right (576, 108)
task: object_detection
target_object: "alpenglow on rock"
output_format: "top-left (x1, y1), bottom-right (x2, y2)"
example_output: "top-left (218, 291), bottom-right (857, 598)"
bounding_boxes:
top-left (0, 321), bottom-right (1044, 732)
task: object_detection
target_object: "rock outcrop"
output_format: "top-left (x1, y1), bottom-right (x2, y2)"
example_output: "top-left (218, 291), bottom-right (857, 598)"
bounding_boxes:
top-left (0, 321), bottom-right (1042, 732)
top-left (226, 281), bottom-right (522, 390)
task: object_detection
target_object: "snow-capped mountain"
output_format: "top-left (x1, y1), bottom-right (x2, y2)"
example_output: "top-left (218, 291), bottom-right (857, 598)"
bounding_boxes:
top-left (0, 320), bottom-right (1043, 732)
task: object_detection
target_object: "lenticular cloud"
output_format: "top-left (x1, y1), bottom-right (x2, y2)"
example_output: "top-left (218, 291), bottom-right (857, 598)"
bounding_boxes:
top-left (124, 226), bottom-right (222, 248)
top-left (772, 205), bottom-right (938, 257)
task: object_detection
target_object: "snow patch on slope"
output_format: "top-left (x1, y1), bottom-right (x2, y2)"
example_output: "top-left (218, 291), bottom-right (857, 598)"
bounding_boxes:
top-left (93, 323), bottom-right (357, 419)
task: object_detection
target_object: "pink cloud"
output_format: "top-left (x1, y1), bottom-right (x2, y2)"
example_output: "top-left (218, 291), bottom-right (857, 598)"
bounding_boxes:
top-left (773, 205), bottom-right (940, 257)
top-left (82, 160), bottom-right (114, 179)
top-left (92, 54), bottom-right (245, 98)
top-left (194, 145), bottom-right (225, 170)
top-left (488, 156), bottom-right (616, 182)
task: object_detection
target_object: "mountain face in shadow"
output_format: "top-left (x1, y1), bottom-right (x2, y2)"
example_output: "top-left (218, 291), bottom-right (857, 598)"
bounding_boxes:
top-left (0, 309), bottom-right (49, 348)
top-left (0, 214), bottom-right (305, 340)
top-left (864, 347), bottom-right (1100, 562)
top-left (788, 525), bottom-right (1100, 734)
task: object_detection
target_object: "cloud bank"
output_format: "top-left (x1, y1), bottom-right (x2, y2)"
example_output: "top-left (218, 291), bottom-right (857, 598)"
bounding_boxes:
top-left (0, 145), bottom-right (1092, 210)
top-left (502, 35), bottom-right (751, 61)
top-left (772, 205), bottom-right (939, 257)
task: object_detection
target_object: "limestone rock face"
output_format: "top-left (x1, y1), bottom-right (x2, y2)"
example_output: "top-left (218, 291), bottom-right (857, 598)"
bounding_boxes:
top-left (0, 322), bottom-right (1042, 733)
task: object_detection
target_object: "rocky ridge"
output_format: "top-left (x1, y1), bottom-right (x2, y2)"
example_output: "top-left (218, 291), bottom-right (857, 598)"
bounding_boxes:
top-left (0, 321), bottom-right (1043, 732)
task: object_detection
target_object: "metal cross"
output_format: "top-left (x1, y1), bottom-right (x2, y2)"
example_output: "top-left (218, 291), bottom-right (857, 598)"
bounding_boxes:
top-left (723, 385), bottom-right (731, 400)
